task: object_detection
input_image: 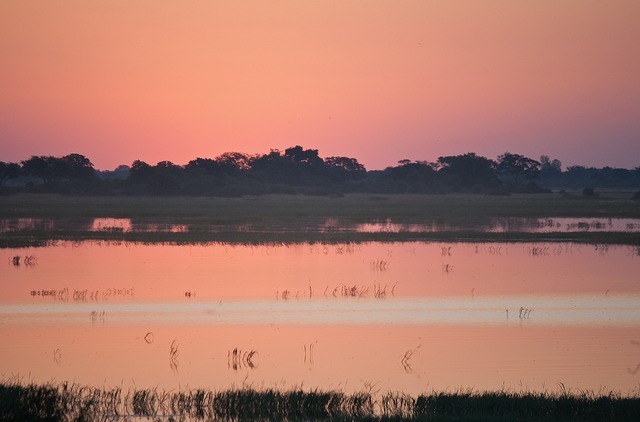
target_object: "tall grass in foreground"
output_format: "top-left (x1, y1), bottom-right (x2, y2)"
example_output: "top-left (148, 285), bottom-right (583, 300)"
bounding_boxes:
top-left (1, 381), bottom-right (639, 421)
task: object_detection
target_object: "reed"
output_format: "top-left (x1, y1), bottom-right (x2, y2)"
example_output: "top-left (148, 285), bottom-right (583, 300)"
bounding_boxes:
top-left (370, 259), bottom-right (390, 271)
top-left (519, 307), bottom-right (534, 319)
top-left (169, 339), bottom-right (179, 372)
top-left (2, 380), bottom-right (639, 421)
top-left (23, 255), bottom-right (37, 266)
top-left (401, 345), bottom-right (421, 373)
top-left (228, 348), bottom-right (258, 371)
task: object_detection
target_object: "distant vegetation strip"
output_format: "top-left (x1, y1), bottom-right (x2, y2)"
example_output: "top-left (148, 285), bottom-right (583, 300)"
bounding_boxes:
top-left (2, 192), bottom-right (638, 220)
top-left (2, 146), bottom-right (640, 196)
top-left (2, 381), bottom-right (639, 421)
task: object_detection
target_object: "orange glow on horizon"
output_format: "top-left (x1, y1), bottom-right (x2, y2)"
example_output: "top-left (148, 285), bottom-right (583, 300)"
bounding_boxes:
top-left (1, 1), bottom-right (639, 170)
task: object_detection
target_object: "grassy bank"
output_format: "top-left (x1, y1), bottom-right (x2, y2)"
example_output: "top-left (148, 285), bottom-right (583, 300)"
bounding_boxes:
top-left (1, 381), bottom-right (639, 421)
top-left (1, 192), bottom-right (639, 246)
top-left (2, 192), bottom-right (639, 221)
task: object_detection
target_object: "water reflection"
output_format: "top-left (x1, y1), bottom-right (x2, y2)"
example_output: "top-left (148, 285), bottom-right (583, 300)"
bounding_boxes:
top-left (355, 217), bottom-right (640, 233)
top-left (2, 324), bottom-right (639, 395)
top-left (4, 295), bottom-right (640, 326)
top-left (3, 241), bottom-right (638, 303)
top-left (2, 216), bottom-right (640, 234)
top-left (1, 241), bottom-right (639, 395)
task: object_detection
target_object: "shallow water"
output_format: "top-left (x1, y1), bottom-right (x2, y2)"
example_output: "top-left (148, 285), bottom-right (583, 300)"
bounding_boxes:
top-left (1, 241), bottom-right (639, 395)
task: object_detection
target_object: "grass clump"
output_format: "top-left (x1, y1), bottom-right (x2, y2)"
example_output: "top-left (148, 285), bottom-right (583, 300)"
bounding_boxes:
top-left (413, 390), bottom-right (640, 421)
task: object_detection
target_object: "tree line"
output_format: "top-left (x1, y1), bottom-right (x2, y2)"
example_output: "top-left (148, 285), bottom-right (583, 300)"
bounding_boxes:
top-left (2, 146), bottom-right (639, 196)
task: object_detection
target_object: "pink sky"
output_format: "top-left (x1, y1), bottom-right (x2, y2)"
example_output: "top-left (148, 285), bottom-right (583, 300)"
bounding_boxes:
top-left (1, 1), bottom-right (639, 171)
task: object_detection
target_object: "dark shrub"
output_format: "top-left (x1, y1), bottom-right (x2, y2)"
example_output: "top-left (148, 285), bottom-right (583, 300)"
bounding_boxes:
top-left (582, 187), bottom-right (595, 196)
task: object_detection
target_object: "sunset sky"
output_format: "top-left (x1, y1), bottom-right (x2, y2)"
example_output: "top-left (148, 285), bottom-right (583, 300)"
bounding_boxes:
top-left (1, 1), bottom-right (639, 171)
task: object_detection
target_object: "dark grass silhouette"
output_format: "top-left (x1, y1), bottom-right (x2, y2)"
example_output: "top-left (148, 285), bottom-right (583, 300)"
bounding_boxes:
top-left (2, 380), bottom-right (639, 421)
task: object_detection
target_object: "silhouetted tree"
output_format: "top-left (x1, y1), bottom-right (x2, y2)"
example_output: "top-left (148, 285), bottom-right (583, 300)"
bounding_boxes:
top-left (250, 150), bottom-right (296, 184)
top-left (325, 156), bottom-right (365, 176)
top-left (0, 162), bottom-right (21, 187)
top-left (154, 161), bottom-right (182, 173)
top-left (540, 155), bottom-right (561, 173)
top-left (250, 147), bottom-right (331, 187)
top-left (284, 146), bottom-right (324, 168)
top-left (147, 161), bottom-right (183, 194)
top-left (19, 154), bottom-right (96, 192)
top-left (12, 147), bottom-right (639, 196)
top-left (436, 153), bottom-right (499, 190)
top-left (60, 153), bottom-right (96, 180)
top-left (185, 158), bottom-right (221, 176)
top-left (215, 152), bottom-right (253, 175)
top-left (381, 160), bottom-right (437, 193)
top-left (496, 152), bottom-right (540, 187)
top-left (21, 156), bottom-right (58, 184)
top-left (129, 160), bottom-right (153, 182)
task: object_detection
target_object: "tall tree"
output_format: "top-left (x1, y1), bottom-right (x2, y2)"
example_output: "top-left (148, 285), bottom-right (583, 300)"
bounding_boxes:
top-left (437, 153), bottom-right (499, 189)
top-left (325, 156), bottom-right (365, 175)
top-left (185, 158), bottom-right (220, 175)
top-left (0, 161), bottom-right (21, 187)
top-left (128, 160), bottom-right (152, 182)
top-left (496, 152), bottom-right (540, 186)
top-left (284, 146), bottom-right (324, 169)
top-left (215, 152), bottom-right (253, 174)
top-left (21, 156), bottom-right (58, 184)
top-left (61, 153), bottom-right (96, 180)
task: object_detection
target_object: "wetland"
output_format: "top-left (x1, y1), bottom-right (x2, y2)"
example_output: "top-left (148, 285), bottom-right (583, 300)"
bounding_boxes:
top-left (1, 193), bottom-right (639, 419)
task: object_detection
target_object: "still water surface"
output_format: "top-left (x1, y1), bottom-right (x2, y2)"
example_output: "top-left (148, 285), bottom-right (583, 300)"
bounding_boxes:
top-left (1, 241), bottom-right (639, 395)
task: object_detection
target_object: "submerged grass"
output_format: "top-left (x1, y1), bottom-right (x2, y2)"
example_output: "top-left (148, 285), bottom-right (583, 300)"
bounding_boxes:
top-left (1, 380), bottom-right (639, 421)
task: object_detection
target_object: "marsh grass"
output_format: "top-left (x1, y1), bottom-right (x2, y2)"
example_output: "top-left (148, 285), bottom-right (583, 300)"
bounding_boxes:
top-left (2, 192), bottom-right (638, 221)
top-left (2, 380), bottom-right (639, 421)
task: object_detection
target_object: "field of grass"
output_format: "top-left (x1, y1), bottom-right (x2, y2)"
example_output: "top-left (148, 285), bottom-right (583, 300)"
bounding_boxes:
top-left (2, 381), bottom-right (639, 421)
top-left (1, 192), bottom-right (639, 246)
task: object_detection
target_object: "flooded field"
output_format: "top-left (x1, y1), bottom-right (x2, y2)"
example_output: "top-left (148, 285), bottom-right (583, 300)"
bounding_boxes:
top-left (2, 241), bottom-right (639, 396)
top-left (2, 216), bottom-right (640, 235)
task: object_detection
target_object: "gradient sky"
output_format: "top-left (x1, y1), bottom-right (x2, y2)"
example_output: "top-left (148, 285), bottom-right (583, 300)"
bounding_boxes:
top-left (1, 1), bottom-right (639, 171)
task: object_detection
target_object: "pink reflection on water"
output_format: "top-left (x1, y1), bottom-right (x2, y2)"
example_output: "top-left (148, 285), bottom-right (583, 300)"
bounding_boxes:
top-left (1, 324), bottom-right (639, 395)
top-left (2, 242), bottom-right (640, 304)
top-left (1, 241), bottom-right (640, 395)
top-left (354, 217), bottom-right (640, 233)
top-left (91, 218), bottom-right (132, 232)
